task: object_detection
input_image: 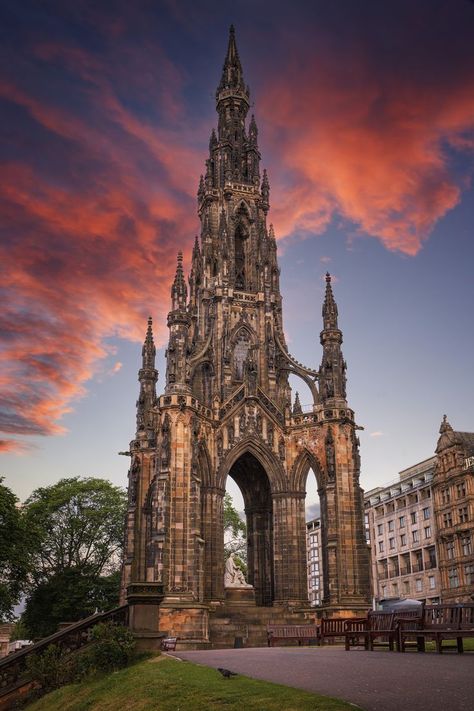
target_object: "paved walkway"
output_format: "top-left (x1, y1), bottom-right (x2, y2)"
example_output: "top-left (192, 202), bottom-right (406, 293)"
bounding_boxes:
top-left (176, 647), bottom-right (473, 711)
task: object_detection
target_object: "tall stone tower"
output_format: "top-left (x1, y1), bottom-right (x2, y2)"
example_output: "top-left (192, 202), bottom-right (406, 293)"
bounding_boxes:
top-left (122, 27), bottom-right (370, 647)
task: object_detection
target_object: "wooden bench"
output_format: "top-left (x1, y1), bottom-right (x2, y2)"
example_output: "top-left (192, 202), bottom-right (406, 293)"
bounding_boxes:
top-left (160, 637), bottom-right (178, 651)
top-left (320, 617), bottom-right (367, 645)
top-left (266, 625), bottom-right (319, 647)
top-left (398, 604), bottom-right (474, 653)
top-left (345, 612), bottom-right (396, 651)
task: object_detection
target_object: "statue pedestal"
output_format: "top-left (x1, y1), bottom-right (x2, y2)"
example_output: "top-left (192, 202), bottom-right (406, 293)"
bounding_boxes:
top-left (225, 586), bottom-right (256, 606)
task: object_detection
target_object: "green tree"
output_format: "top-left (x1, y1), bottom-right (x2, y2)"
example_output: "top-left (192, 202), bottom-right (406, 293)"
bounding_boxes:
top-left (21, 477), bottom-right (127, 638)
top-left (0, 477), bottom-right (31, 621)
top-left (23, 477), bottom-right (127, 582)
top-left (22, 569), bottom-right (121, 639)
top-left (224, 492), bottom-right (247, 571)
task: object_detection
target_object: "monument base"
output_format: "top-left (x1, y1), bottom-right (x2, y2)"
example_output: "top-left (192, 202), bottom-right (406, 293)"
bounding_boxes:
top-left (224, 586), bottom-right (256, 606)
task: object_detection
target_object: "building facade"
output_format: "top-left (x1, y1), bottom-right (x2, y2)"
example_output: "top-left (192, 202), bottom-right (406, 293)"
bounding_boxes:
top-left (306, 518), bottom-right (323, 607)
top-left (433, 416), bottom-right (474, 603)
top-left (121, 27), bottom-right (370, 647)
top-left (365, 457), bottom-right (441, 605)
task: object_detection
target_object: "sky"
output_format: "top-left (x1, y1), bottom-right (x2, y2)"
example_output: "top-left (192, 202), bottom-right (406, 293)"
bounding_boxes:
top-left (1, 0), bottom-right (474, 513)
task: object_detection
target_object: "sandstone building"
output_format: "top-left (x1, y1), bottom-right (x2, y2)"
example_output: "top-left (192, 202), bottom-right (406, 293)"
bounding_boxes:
top-left (364, 457), bottom-right (440, 605)
top-left (433, 416), bottom-right (474, 603)
top-left (306, 518), bottom-right (323, 607)
top-left (121, 27), bottom-right (370, 647)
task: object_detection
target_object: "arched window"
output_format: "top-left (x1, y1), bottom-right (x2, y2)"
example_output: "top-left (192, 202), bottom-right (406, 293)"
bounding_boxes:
top-left (233, 330), bottom-right (251, 380)
top-left (234, 222), bottom-right (247, 290)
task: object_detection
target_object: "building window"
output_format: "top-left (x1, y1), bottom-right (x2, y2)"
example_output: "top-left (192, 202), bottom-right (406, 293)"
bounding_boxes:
top-left (381, 584), bottom-right (387, 598)
top-left (400, 533), bottom-right (407, 546)
top-left (415, 579), bottom-right (423, 592)
top-left (443, 512), bottom-right (453, 528)
top-left (424, 525), bottom-right (431, 538)
top-left (399, 516), bottom-right (406, 528)
top-left (426, 546), bottom-right (437, 569)
top-left (441, 488), bottom-right (451, 504)
top-left (379, 541), bottom-right (384, 553)
top-left (446, 540), bottom-right (455, 560)
top-left (461, 535), bottom-right (472, 556)
top-left (423, 507), bottom-right (430, 520)
top-left (377, 523), bottom-right (383, 536)
top-left (465, 563), bottom-right (474, 585)
top-left (459, 506), bottom-right (469, 524)
top-left (412, 529), bottom-right (419, 543)
top-left (457, 481), bottom-right (466, 499)
top-left (403, 580), bottom-right (410, 594)
top-left (448, 567), bottom-right (459, 589)
top-left (388, 520), bottom-right (394, 532)
top-left (428, 576), bottom-right (436, 590)
top-left (389, 537), bottom-right (395, 550)
top-left (411, 512), bottom-right (417, 524)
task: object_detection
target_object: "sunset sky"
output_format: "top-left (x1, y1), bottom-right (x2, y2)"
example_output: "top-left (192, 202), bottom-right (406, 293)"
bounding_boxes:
top-left (1, 0), bottom-right (474, 509)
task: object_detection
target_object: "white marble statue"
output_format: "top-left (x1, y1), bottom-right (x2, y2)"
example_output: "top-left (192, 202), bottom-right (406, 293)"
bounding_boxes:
top-left (224, 552), bottom-right (252, 588)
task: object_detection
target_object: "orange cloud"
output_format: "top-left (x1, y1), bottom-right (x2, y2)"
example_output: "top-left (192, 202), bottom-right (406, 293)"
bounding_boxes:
top-left (260, 50), bottom-right (474, 254)
top-left (0, 42), bottom-right (203, 447)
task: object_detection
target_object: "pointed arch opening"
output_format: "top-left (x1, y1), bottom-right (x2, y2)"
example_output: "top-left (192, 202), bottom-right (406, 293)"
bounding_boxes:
top-left (224, 451), bottom-right (274, 606)
top-left (293, 450), bottom-right (329, 607)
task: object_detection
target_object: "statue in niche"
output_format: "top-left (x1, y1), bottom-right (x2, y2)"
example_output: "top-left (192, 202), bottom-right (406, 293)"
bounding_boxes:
top-left (128, 456), bottom-right (140, 505)
top-left (326, 428), bottom-right (336, 481)
top-left (239, 410), bottom-right (246, 437)
top-left (278, 436), bottom-right (285, 461)
top-left (266, 322), bottom-right (275, 369)
top-left (216, 433), bottom-right (223, 458)
top-left (228, 422), bottom-right (234, 446)
top-left (244, 346), bottom-right (258, 394)
top-left (224, 553), bottom-right (252, 588)
top-left (160, 415), bottom-right (171, 467)
top-left (267, 422), bottom-right (274, 447)
top-left (256, 411), bottom-right (262, 435)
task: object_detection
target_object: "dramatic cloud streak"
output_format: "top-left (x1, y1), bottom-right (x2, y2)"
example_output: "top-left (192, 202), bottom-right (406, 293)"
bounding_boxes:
top-left (1, 0), bottom-right (474, 450)
top-left (259, 23), bottom-right (474, 254)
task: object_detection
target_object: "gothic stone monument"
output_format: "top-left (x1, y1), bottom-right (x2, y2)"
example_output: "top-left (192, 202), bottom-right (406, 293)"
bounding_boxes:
top-left (121, 27), bottom-right (370, 648)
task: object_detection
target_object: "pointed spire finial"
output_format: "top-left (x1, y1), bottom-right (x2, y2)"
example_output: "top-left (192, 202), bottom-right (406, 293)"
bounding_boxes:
top-left (217, 25), bottom-right (249, 104)
top-left (293, 391), bottom-right (302, 415)
top-left (439, 414), bottom-right (453, 434)
top-left (322, 272), bottom-right (338, 329)
top-left (141, 315), bottom-right (156, 370)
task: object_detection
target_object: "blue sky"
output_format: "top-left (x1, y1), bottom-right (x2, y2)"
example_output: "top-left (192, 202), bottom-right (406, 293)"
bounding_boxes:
top-left (1, 0), bottom-right (474, 510)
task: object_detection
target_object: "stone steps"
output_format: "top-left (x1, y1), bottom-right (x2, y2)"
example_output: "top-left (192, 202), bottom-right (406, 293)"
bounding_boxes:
top-left (209, 604), bottom-right (314, 648)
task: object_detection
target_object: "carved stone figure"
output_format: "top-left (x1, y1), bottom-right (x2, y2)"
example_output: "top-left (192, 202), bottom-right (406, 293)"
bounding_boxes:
top-left (224, 553), bottom-right (252, 588)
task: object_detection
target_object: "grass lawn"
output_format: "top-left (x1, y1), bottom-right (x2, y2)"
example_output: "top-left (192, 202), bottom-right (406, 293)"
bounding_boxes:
top-left (25, 656), bottom-right (360, 711)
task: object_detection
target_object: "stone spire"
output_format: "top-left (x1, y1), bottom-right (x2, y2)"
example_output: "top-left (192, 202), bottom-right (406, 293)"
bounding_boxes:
top-left (322, 272), bottom-right (338, 330)
top-left (142, 316), bottom-right (156, 370)
top-left (216, 25), bottom-right (248, 103)
top-left (136, 316), bottom-right (158, 432)
top-left (171, 252), bottom-right (187, 311)
top-left (319, 273), bottom-right (347, 403)
top-left (293, 391), bottom-right (302, 415)
top-left (261, 169), bottom-right (270, 212)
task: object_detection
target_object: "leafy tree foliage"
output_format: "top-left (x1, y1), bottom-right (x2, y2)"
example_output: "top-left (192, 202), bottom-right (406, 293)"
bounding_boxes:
top-left (223, 492), bottom-right (247, 571)
top-left (22, 569), bottom-right (122, 639)
top-left (0, 478), bottom-right (31, 621)
top-left (23, 477), bottom-right (127, 582)
top-left (21, 477), bottom-right (126, 638)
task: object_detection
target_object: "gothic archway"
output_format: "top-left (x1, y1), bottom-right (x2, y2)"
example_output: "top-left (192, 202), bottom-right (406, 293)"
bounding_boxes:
top-left (227, 452), bottom-right (274, 606)
top-left (291, 449), bottom-right (330, 605)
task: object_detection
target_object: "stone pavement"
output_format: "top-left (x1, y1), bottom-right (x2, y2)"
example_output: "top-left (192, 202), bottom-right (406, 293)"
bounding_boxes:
top-left (176, 646), bottom-right (473, 711)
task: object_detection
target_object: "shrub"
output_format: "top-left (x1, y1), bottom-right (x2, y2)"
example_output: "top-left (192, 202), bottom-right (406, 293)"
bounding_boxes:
top-left (80, 622), bottom-right (136, 674)
top-left (25, 644), bottom-right (78, 692)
